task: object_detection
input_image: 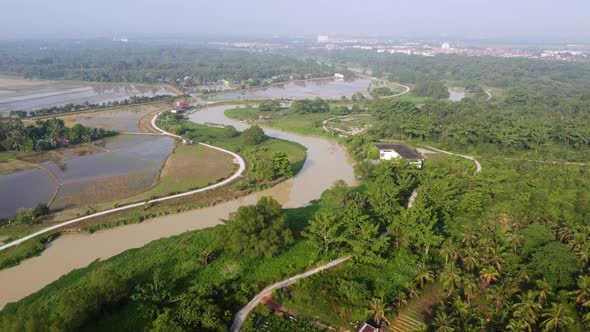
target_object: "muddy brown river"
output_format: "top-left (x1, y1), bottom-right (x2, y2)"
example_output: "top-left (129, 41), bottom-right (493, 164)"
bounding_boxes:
top-left (0, 105), bottom-right (356, 308)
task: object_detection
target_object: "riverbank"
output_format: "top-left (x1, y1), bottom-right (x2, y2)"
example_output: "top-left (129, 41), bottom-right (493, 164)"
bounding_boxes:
top-left (0, 104), bottom-right (351, 308)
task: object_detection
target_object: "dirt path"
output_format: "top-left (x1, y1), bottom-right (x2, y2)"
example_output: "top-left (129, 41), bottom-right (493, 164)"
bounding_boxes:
top-left (420, 146), bottom-right (482, 173)
top-left (0, 113), bottom-right (246, 252)
top-left (230, 256), bottom-right (351, 332)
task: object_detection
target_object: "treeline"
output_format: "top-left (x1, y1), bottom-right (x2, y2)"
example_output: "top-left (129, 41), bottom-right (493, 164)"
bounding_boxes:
top-left (9, 94), bottom-right (176, 118)
top-left (0, 40), bottom-right (334, 85)
top-left (412, 80), bottom-right (450, 99)
top-left (0, 117), bottom-right (115, 152)
top-left (367, 89), bottom-right (590, 158)
top-left (324, 49), bottom-right (590, 87)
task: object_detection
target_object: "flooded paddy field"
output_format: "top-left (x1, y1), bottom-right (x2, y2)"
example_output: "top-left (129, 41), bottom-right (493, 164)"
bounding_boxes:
top-left (0, 135), bottom-right (174, 218)
top-left (0, 76), bottom-right (178, 116)
top-left (55, 102), bottom-right (169, 133)
top-left (204, 78), bottom-right (371, 101)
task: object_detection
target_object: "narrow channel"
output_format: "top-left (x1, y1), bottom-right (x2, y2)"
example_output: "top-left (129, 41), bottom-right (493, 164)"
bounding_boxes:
top-left (0, 104), bottom-right (356, 308)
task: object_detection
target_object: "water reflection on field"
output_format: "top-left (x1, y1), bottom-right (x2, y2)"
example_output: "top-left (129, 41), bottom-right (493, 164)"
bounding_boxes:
top-left (204, 79), bottom-right (371, 101)
top-left (0, 135), bottom-right (174, 217)
top-left (0, 77), bottom-right (177, 115)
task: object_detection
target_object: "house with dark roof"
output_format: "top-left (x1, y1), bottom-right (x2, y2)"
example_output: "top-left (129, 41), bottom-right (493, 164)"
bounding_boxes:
top-left (375, 143), bottom-right (424, 169)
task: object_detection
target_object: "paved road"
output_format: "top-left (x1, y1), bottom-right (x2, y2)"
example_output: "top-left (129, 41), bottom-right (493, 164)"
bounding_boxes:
top-left (485, 89), bottom-right (492, 100)
top-left (230, 256), bottom-right (351, 331)
top-left (0, 113), bottom-right (246, 252)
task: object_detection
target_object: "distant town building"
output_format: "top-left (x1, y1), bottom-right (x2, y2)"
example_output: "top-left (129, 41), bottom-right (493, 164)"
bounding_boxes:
top-left (258, 115), bottom-right (272, 121)
top-left (334, 73), bottom-right (345, 80)
top-left (317, 35), bottom-right (329, 43)
top-left (441, 42), bottom-right (451, 50)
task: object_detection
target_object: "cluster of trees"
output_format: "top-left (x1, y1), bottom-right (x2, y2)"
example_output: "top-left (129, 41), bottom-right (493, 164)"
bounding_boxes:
top-left (241, 125), bottom-right (266, 145)
top-left (10, 95), bottom-right (175, 118)
top-left (369, 87), bottom-right (393, 98)
top-left (218, 197), bottom-right (294, 258)
top-left (11, 203), bottom-right (50, 224)
top-left (324, 50), bottom-right (590, 87)
top-left (367, 94), bottom-right (590, 157)
top-left (254, 152), bottom-right (293, 181)
top-left (0, 40), bottom-right (334, 85)
top-left (412, 80), bottom-right (450, 99)
top-left (0, 117), bottom-right (115, 152)
top-left (291, 98), bottom-right (330, 113)
top-left (258, 100), bottom-right (280, 112)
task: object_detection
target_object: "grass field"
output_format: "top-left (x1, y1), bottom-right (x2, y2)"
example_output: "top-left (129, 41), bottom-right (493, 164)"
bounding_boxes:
top-left (121, 143), bottom-right (236, 203)
top-left (224, 106), bottom-right (337, 139)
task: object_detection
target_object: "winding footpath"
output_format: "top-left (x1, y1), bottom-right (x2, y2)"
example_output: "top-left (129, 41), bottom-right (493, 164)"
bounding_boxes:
top-left (0, 113), bottom-right (246, 252)
top-left (421, 145), bottom-right (482, 173)
top-left (231, 256), bottom-right (351, 332)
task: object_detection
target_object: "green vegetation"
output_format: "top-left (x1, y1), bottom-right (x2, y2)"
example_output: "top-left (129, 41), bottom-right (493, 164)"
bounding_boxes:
top-left (218, 197), bottom-right (293, 258)
top-left (0, 117), bottom-right (115, 153)
top-left (0, 40), bottom-right (334, 85)
top-left (412, 80), bottom-right (450, 99)
top-left (0, 199), bottom-right (322, 331)
top-left (370, 86), bottom-right (394, 98)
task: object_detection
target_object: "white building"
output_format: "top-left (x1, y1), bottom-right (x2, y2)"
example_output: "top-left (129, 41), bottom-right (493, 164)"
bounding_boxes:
top-left (334, 73), bottom-right (345, 80)
top-left (376, 144), bottom-right (424, 169)
top-left (317, 35), bottom-right (329, 43)
top-left (441, 42), bottom-right (451, 50)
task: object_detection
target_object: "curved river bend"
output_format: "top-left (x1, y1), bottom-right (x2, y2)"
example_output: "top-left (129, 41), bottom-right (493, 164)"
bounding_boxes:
top-left (0, 105), bottom-right (356, 308)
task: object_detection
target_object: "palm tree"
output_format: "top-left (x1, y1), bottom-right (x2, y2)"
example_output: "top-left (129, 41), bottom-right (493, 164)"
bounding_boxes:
top-left (451, 296), bottom-right (469, 324)
top-left (415, 262), bottom-right (434, 289)
top-left (460, 248), bottom-right (479, 271)
top-left (575, 243), bottom-right (590, 268)
top-left (480, 266), bottom-right (500, 288)
top-left (569, 275), bottom-right (590, 305)
top-left (540, 303), bottom-right (574, 331)
top-left (506, 230), bottom-right (524, 253)
top-left (513, 290), bottom-right (542, 329)
top-left (461, 229), bottom-right (478, 249)
top-left (432, 310), bottom-right (456, 332)
top-left (440, 241), bottom-right (459, 265)
top-left (367, 297), bottom-right (391, 327)
top-left (506, 319), bottom-right (529, 331)
top-left (440, 263), bottom-right (462, 296)
top-left (536, 279), bottom-right (554, 305)
top-left (462, 275), bottom-right (479, 304)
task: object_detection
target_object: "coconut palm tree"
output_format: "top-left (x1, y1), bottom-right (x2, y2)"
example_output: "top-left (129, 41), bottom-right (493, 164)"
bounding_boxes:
top-left (536, 279), bottom-right (554, 305)
top-left (540, 303), bottom-right (574, 331)
top-left (460, 248), bottom-right (479, 272)
top-left (462, 275), bottom-right (479, 304)
top-left (461, 229), bottom-right (478, 249)
top-left (415, 262), bottom-right (434, 289)
top-left (569, 275), bottom-right (590, 305)
top-left (367, 297), bottom-right (391, 327)
top-left (506, 230), bottom-right (524, 253)
top-left (575, 243), bottom-right (590, 268)
top-left (440, 241), bottom-right (459, 265)
top-left (506, 318), bottom-right (529, 332)
top-left (432, 309), bottom-right (456, 332)
top-left (440, 263), bottom-right (462, 296)
top-left (480, 266), bottom-right (500, 287)
top-left (513, 290), bottom-right (542, 329)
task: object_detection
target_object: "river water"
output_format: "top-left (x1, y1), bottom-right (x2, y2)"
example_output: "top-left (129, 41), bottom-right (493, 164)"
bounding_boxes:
top-left (0, 105), bottom-right (356, 308)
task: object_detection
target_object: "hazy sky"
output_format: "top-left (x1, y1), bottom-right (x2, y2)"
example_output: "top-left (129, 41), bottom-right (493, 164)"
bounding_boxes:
top-left (2, 0), bottom-right (589, 41)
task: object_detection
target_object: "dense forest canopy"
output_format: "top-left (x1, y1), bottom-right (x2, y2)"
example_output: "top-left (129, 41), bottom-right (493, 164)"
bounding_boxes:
top-left (0, 40), bottom-right (334, 84)
top-left (322, 49), bottom-right (590, 87)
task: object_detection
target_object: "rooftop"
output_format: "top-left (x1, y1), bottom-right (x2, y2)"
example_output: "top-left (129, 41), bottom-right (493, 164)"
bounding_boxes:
top-left (376, 144), bottom-right (420, 159)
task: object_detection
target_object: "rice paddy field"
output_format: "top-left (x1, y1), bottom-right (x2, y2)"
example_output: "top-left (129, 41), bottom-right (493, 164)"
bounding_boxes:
top-left (0, 75), bottom-right (178, 116)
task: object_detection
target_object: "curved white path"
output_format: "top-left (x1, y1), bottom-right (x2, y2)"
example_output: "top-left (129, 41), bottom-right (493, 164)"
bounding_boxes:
top-left (0, 113), bottom-right (245, 252)
top-left (231, 256), bottom-right (351, 332)
top-left (421, 145), bottom-right (482, 173)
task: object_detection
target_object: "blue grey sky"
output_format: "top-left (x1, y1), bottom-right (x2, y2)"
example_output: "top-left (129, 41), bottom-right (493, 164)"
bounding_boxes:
top-left (2, 0), bottom-right (589, 41)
